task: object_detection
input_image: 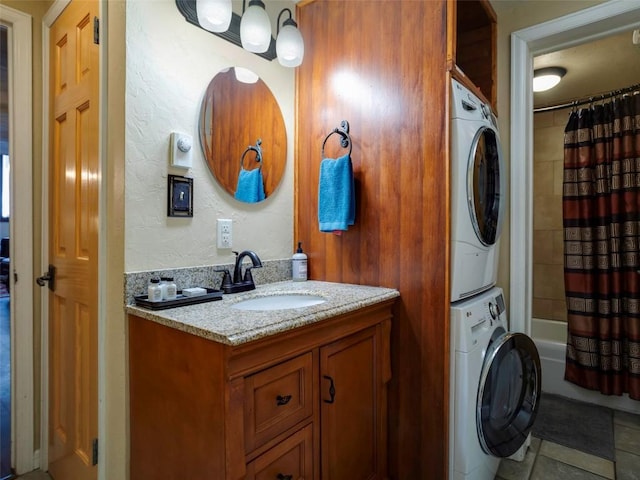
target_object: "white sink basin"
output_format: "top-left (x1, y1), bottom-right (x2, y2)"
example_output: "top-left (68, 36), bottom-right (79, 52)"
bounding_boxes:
top-left (231, 294), bottom-right (327, 311)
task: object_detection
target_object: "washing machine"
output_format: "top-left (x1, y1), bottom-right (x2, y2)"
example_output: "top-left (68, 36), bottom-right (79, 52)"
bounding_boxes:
top-left (449, 287), bottom-right (541, 480)
top-left (450, 79), bottom-right (506, 302)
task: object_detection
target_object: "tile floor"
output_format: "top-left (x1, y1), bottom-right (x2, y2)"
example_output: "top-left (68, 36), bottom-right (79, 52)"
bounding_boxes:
top-left (496, 409), bottom-right (640, 480)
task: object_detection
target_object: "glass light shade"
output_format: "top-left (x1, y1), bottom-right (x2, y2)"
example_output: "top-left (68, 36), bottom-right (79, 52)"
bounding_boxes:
top-left (276, 23), bottom-right (304, 67)
top-left (196, 0), bottom-right (232, 33)
top-left (533, 67), bottom-right (566, 92)
top-left (240, 1), bottom-right (272, 53)
top-left (533, 74), bottom-right (562, 92)
top-left (234, 67), bottom-right (259, 84)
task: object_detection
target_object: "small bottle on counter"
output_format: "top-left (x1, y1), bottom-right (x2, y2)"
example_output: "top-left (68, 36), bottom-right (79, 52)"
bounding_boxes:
top-left (159, 277), bottom-right (175, 300)
top-left (159, 277), bottom-right (168, 299)
top-left (147, 278), bottom-right (163, 302)
top-left (292, 241), bottom-right (308, 282)
top-left (164, 277), bottom-right (177, 300)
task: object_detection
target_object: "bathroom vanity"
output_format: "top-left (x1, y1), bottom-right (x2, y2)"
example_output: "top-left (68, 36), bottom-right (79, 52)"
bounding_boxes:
top-left (127, 281), bottom-right (398, 479)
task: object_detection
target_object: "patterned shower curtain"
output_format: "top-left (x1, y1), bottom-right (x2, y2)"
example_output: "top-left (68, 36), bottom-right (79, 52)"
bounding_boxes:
top-left (562, 93), bottom-right (640, 400)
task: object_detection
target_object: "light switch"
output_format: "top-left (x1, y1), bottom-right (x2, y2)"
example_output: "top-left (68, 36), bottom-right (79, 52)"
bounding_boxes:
top-left (170, 132), bottom-right (193, 169)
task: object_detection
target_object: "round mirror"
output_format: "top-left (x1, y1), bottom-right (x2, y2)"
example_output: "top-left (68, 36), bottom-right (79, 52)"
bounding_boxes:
top-left (199, 67), bottom-right (287, 203)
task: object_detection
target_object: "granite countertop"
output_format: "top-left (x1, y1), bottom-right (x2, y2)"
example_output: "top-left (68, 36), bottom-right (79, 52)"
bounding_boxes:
top-left (125, 280), bottom-right (399, 346)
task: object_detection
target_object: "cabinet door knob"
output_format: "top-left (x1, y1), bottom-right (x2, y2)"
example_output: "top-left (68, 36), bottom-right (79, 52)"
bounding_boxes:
top-left (276, 394), bottom-right (292, 406)
top-left (276, 474), bottom-right (293, 480)
top-left (323, 375), bottom-right (336, 404)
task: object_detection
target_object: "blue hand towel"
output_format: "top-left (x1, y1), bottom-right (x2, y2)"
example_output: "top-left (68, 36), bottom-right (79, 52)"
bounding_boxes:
top-left (234, 167), bottom-right (265, 203)
top-left (318, 154), bottom-right (355, 233)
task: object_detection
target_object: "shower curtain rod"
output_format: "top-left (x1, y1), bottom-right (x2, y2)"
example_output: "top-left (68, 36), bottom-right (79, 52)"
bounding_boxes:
top-left (533, 82), bottom-right (640, 113)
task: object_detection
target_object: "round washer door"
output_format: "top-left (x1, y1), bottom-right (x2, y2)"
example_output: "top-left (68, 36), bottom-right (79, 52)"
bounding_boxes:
top-left (467, 126), bottom-right (504, 246)
top-left (476, 330), bottom-right (541, 457)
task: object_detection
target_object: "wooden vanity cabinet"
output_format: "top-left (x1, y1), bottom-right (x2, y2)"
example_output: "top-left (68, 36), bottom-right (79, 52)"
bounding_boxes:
top-left (320, 325), bottom-right (388, 479)
top-left (129, 301), bottom-right (393, 480)
top-left (245, 424), bottom-right (314, 479)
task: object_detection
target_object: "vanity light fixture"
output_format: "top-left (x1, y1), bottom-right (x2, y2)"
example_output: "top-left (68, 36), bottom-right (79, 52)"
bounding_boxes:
top-left (533, 67), bottom-right (567, 92)
top-left (196, 0), bottom-right (232, 33)
top-left (276, 8), bottom-right (304, 67)
top-left (240, 0), bottom-right (272, 53)
top-left (176, 0), bottom-right (304, 67)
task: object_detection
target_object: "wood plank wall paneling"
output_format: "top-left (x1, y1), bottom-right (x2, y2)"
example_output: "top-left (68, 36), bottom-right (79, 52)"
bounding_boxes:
top-left (295, 1), bottom-right (450, 478)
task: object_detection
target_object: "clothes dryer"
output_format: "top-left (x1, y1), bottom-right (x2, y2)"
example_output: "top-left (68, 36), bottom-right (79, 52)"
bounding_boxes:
top-left (449, 287), bottom-right (541, 480)
top-left (450, 79), bottom-right (505, 302)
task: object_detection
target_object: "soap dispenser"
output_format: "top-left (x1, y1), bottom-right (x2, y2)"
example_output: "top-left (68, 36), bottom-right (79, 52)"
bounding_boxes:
top-left (292, 242), bottom-right (308, 281)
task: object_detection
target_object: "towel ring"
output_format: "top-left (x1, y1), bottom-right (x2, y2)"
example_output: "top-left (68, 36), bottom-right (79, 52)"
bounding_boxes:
top-left (321, 120), bottom-right (352, 159)
top-left (240, 138), bottom-right (263, 169)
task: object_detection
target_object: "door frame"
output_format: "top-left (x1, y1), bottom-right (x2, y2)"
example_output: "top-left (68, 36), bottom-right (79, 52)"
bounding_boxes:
top-left (0, 5), bottom-right (34, 474)
top-left (509, 0), bottom-right (640, 335)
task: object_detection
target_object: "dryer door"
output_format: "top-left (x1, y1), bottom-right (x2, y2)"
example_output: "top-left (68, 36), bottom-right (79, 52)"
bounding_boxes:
top-left (476, 330), bottom-right (541, 457)
top-left (467, 126), bottom-right (505, 246)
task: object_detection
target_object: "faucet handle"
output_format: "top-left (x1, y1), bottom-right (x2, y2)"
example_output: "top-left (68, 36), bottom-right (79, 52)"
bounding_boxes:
top-left (243, 268), bottom-right (254, 284)
top-left (243, 265), bottom-right (262, 284)
top-left (214, 268), bottom-right (232, 290)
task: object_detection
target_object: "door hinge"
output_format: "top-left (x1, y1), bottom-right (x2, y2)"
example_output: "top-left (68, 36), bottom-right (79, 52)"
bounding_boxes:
top-left (93, 17), bottom-right (99, 45)
top-left (92, 438), bottom-right (98, 465)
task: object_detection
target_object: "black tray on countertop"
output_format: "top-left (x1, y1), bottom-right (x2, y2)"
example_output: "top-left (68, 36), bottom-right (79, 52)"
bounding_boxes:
top-left (134, 288), bottom-right (224, 310)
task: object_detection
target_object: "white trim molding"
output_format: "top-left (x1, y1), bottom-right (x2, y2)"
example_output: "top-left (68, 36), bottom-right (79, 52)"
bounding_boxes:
top-left (510, 1), bottom-right (640, 336)
top-left (0, 4), bottom-right (34, 474)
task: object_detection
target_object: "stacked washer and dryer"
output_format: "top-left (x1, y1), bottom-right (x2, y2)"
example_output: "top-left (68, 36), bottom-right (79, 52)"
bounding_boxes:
top-left (449, 79), bottom-right (541, 480)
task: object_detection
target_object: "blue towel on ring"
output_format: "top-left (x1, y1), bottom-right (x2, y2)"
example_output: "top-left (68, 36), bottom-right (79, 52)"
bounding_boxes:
top-left (234, 167), bottom-right (265, 203)
top-left (318, 154), bottom-right (355, 232)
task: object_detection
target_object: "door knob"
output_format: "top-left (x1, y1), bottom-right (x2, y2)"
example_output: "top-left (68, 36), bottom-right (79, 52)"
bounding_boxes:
top-left (36, 264), bottom-right (56, 292)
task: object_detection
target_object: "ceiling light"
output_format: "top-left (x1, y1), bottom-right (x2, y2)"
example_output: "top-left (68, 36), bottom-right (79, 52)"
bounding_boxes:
top-left (240, 0), bottom-right (272, 53)
top-left (533, 67), bottom-right (567, 92)
top-left (196, 0), bottom-right (232, 33)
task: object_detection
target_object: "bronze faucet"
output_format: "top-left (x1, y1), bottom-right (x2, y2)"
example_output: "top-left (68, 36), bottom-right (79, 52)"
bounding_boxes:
top-left (217, 250), bottom-right (263, 294)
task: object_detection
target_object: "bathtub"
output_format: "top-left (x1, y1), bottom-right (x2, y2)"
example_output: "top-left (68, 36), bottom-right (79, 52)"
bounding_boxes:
top-left (534, 332), bottom-right (640, 415)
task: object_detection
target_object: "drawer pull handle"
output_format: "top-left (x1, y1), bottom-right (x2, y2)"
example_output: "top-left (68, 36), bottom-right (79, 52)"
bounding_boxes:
top-left (276, 394), bottom-right (292, 406)
top-left (323, 375), bottom-right (335, 404)
top-left (277, 474), bottom-right (293, 480)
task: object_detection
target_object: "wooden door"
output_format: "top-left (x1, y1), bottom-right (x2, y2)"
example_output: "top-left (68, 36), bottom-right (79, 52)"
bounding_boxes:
top-left (47, 1), bottom-right (99, 479)
top-left (320, 326), bottom-right (382, 479)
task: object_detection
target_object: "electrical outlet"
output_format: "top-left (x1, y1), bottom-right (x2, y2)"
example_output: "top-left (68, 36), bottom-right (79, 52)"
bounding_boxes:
top-left (217, 219), bottom-right (232, 249)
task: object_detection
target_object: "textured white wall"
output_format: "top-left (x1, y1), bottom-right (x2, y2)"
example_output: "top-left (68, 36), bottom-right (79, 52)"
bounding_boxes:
top-left (125, 0), bottom-right (295, 271)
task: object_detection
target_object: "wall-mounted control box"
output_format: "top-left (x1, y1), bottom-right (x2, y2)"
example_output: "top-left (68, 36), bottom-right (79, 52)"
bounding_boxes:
top-left (170, 132), bottom-right (193, 169)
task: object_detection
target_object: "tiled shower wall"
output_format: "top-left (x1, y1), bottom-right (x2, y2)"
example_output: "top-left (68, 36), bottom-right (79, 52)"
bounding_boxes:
top-left (532, 108), bottom-right (572, 322)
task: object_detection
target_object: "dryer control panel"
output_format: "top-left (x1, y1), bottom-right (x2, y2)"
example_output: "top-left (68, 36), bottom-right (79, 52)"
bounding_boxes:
top-left (450, 287), bottom-right (507, 353)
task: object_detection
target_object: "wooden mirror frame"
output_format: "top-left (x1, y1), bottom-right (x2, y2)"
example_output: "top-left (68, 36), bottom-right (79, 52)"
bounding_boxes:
top-left (199, 68), bottom-right (287, 202)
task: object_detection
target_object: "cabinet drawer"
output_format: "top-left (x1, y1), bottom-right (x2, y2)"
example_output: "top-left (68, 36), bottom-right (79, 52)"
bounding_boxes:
top-left (245, 353), bottom-right (314, 451)
top-left (245, 424), bottom-right (313, 480)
